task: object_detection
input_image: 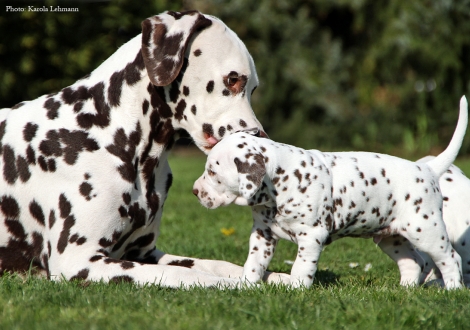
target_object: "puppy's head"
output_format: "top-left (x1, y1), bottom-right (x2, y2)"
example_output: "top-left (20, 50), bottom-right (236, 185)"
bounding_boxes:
top-left (193, 132), bottom-right (266, 209)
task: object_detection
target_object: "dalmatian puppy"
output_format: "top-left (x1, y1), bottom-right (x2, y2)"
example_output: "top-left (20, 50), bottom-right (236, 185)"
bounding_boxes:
top-left (378, 156), bottom-right (470, 287)
top-left (193, 97), bottom-right (468, 289)
top-left (0, 11), bottom-right (289, 288)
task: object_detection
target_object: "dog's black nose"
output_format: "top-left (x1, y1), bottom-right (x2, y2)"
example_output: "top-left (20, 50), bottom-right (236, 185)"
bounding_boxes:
top-left (192, 188), bottom-right (199, 196)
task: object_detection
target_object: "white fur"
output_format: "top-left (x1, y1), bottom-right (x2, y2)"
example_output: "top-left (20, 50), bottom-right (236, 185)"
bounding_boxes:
top-left (193, 97), bottom-right (467, 289)
top-left (380, 156), bottom-right (470, 287)
top-left (0, 11), bottom-right (288, 288)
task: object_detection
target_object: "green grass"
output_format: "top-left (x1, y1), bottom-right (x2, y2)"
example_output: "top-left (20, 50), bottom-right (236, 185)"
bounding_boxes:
top-left (1, 152), bottom-right (470, 330)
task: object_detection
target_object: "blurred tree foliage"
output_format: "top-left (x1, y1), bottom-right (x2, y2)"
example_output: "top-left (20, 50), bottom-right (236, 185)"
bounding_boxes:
top-left (0, 0), bottom-right (181, 105)
top-left (1, 0), bottom-right (469, 155)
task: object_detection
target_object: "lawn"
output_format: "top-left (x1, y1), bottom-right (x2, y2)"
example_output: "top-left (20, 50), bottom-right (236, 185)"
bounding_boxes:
top-left (1, 151), bottom-right (470, 329)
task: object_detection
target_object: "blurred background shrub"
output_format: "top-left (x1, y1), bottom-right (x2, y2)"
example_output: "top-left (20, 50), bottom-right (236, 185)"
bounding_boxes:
top-left (1, 0), bottom-right (469, 156)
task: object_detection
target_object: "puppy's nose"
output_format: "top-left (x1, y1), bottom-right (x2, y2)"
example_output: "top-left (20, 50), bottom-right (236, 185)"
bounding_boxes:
top-left (192, 188), bottom-right (199, 196)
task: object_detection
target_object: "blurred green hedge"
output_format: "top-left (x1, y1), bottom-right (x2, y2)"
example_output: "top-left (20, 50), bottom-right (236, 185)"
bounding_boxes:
top-left (1, 0), bottom-right (469, 156)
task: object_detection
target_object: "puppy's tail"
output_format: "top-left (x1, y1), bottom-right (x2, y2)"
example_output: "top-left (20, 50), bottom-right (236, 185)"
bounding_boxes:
top-left (426, 96), bottom-right (468, 177)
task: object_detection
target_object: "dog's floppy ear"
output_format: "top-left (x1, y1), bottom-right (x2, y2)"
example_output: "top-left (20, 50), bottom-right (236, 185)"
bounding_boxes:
top-left (141, 11), bottom-right (212, 86)
top-left (234, 153), bottom-right (266, 200)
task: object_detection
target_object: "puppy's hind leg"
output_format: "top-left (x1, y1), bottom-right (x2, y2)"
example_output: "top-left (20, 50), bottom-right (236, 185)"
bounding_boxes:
top-left (376, 235), bottom-right (425, 286)
top-left (400, 213), bottom-right (463, 289)
top-left (415, 250), bottom-right (444, 286)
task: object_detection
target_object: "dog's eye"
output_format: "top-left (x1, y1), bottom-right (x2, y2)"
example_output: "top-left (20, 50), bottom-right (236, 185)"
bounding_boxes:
top-left (223, 71), bottom-right (247, 95)
top-left (226, 76), bottom-right (238, 87)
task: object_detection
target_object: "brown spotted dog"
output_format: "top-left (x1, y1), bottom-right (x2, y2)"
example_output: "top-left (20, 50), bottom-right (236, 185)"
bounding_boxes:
top-left (0, 11), bottom-right (289, 288)
top-left (380, 155), bottom-right (470, 287)
top-left (193, 97), bottom-right (468, 289)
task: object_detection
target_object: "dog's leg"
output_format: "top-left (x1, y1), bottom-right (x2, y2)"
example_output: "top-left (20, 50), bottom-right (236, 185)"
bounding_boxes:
top-left (133, 247), bottom-right (290, 284)
top-left (399, 214), bottom-right (463, 289)
top-left (289, 227), bottom-right (329, 288)
top-left (415, 250), bottom-right (443, 285)
top-left (241, 219), bottom-right (279, 285)
top-left (49, 247), bottom-right (246, 288)
top-left (376, 235), bottom-right (425, 286)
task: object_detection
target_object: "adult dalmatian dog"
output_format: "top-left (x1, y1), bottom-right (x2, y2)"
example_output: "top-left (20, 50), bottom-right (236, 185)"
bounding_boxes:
top-left (0, 11), bottom-right (289, 287)
top-left (193, 97), bottom-right (468, 289)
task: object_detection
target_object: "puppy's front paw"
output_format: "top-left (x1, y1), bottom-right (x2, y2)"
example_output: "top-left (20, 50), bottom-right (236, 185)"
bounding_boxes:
top-left (241, 272), bottom-right (261, 284)
top-left (289, 276), bottom-right (313, 289)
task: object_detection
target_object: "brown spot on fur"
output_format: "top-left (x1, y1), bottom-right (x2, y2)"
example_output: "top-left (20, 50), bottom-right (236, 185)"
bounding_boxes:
top-left (234, 154), bottom-right (265, 188)
top-left (70, 268), bottom-right (90, 281)
top-left (167, 259), bottom-right (195, 268)
top-left (206, 81), bottom-right (214, 93)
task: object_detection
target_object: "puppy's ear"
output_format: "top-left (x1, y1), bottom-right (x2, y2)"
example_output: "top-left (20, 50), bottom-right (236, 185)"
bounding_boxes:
top-left (234, 153), bottom-right (266, 200)
top-left (141, 11), bottom-right (212, 86)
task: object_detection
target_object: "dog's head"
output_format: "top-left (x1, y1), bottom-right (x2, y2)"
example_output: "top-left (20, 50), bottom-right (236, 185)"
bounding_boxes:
top-left (193, 132), bottom-right (268, 209)
top-left (141, 11), bottom-right (266, 154)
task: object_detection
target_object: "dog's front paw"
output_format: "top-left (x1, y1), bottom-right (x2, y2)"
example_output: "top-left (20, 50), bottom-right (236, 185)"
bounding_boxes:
top-left (263, 271), bottom-right (291, 284)
top-left (241, 272), bottom-right (261, 284)
top-left (289, 275), bottom-right (314, 289)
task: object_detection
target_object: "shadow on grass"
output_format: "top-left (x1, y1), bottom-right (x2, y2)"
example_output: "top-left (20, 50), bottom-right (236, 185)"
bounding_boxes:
top-left (314, 269), bottom-right (340, 287)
